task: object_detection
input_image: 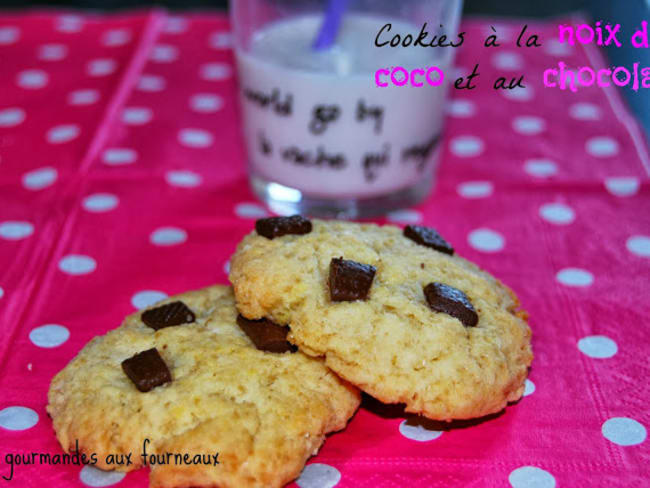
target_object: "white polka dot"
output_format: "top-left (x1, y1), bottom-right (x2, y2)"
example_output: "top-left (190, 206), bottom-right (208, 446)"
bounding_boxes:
top-left (449, 136), bottom-right (484, 157)
top-left (512, 116), bottom-right (546, 135)
top-left (539, 203), bottom-right (575, 225)
top-left (578, 335), bottom-right (618, 358)
top-left (59, 255), bottom-right (97, 275)
top-left (190, 93), bottom-right (224, 113)
top-left (47, 124), bottom-right (79, 144)
top-left (296, 463), bottom-right (341, 488)
top-left (602, 417), bottom-right (647, 446)
top-left (22, 167), bottom-right (57, 190)
top-left (0, 287), bottom-right (4, 299)
top-left (0, 221), bottom-right (34, 240)
top-left (82, 193), bottom-right (119, 212)
top-left (165, 170), bottom-right (202, 188)
top-left (493, 51), bottom-right (523, 70)
top-left (386, 209), bottom-right (422, 224)
top-left (399, 418), bottom-right (443, 441)
top-left (102, 148), bottom-right (137, 165)
top-left (569, 102), bottom-right (601, 120)
top-left (605, 177), bottom-right (639, 197)
top-left (235, 203), bottom-right (268, 219)
top-left (122, 107), bottom-right (152, 125)
top-left (131, 290), bottom-right (168, 310)
top-left (626, 235), bottom-right (650, 257)
top-left (524, 379), bottom-right (535, 396)
top-left (16, 69), bottom-right (49, 89)
top-left (29, 324), bottom-right (70, 348)
top-left (457, 181), bottom-right (493, 199)
top-left (524, 159), bottom-right (558, 178)
top-left (0, 107), bottom-right (25, 127)
top-left (87, 59), bottom-right (117, 77)
top-left (223, 260), bottom-right (231, 274)
top-left (137, 75), bottom-right (166, 92)
top-left (68, 89), bottom-right (100, 105)
top-left (0, 406), bottom-right (38, 431)
top-left (509, 466), bottom-right (556, 488)
top-left (56, 15), bottom-right (83, 33)
top-left (545, 39), bottom-right (573, 56)
top-left (468, 228), bottom-right (504, 252)
top-left (178, 128), bottom-right (213, 148)
top-left (484, 24), bottom-right (514, 41)
top-left (0, 26), bottom-right (19, 45)
top-left (556, 268), bottom-right (593, 287)
top-left (164, 16), bottom-right (188, 34)
top-left (150, 227), bottom-right (187, 246)
top-left (79, 466), bottom-right (125, 487)
top-left (199, 62), bottom-right (232, 81)
top-left (502, 85), bottom-right (534, 102)
top-left (586, 136), bottom-right (619, 157)
top-left (102, 29), bottom-right (131, 47)
top-left (38, 43), bottom-right (68, 61)
top-left (446, 99), bottom-right (475, 118)
top-left (151, 44), bottom-right (178, 62)
top-left (209, 31), bottom-right (233, 49)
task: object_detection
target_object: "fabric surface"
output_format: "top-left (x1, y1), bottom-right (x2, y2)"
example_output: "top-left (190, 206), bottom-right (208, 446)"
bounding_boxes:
top-left (0, 9), bottom-right (649, 488)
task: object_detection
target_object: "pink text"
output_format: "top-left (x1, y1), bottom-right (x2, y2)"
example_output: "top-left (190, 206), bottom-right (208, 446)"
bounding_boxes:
top-left (375, 66), bottom-right (445, 87)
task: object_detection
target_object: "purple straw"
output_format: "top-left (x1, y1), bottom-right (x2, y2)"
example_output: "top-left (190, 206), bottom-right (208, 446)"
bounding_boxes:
top-left (312, 0), bottom-right (350, 50)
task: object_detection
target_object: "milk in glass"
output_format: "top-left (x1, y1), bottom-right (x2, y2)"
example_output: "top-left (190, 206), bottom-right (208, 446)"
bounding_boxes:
top-left (233, 0), bottom-right (462, 216)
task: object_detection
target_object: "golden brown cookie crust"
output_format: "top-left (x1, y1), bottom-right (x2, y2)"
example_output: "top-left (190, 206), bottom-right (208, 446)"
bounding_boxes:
top-left (47, 285), bottom-right (360, 488)
top-left (230, 220), bottom-right (533, 421)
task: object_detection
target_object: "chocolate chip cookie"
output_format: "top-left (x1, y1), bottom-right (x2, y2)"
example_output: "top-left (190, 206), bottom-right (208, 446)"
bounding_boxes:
top-left (47, 285), bottom-right (360, 488)
top-left (230, 218), bottom-right (532, 421)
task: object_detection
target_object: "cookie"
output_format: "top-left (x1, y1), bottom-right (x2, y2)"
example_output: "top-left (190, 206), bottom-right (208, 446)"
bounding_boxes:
top-left (47, 285), bottom-right (360, 488)
top-left (230, 219), bottom-right (532, 421)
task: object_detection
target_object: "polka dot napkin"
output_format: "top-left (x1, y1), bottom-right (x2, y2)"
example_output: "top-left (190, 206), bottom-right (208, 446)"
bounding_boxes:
top-left (1, 10), bottom-right (649, 488)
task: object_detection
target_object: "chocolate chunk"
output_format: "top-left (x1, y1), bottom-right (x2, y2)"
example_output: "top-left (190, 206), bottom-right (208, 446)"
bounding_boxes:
top-left (121, 348), bottom-right (172, 392)
top-left (141, 301), bottom-right (196, 331)
top-left (329, 257), bottom-right (376, 302)
top-left (236, 315), bottom-right (297, 353)
top-left (255, 215), bottom-right (312, 239)
top-left (403, 225), bottom-right (454, 255)
top-left (424, 282), bottom-right (478, 327)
